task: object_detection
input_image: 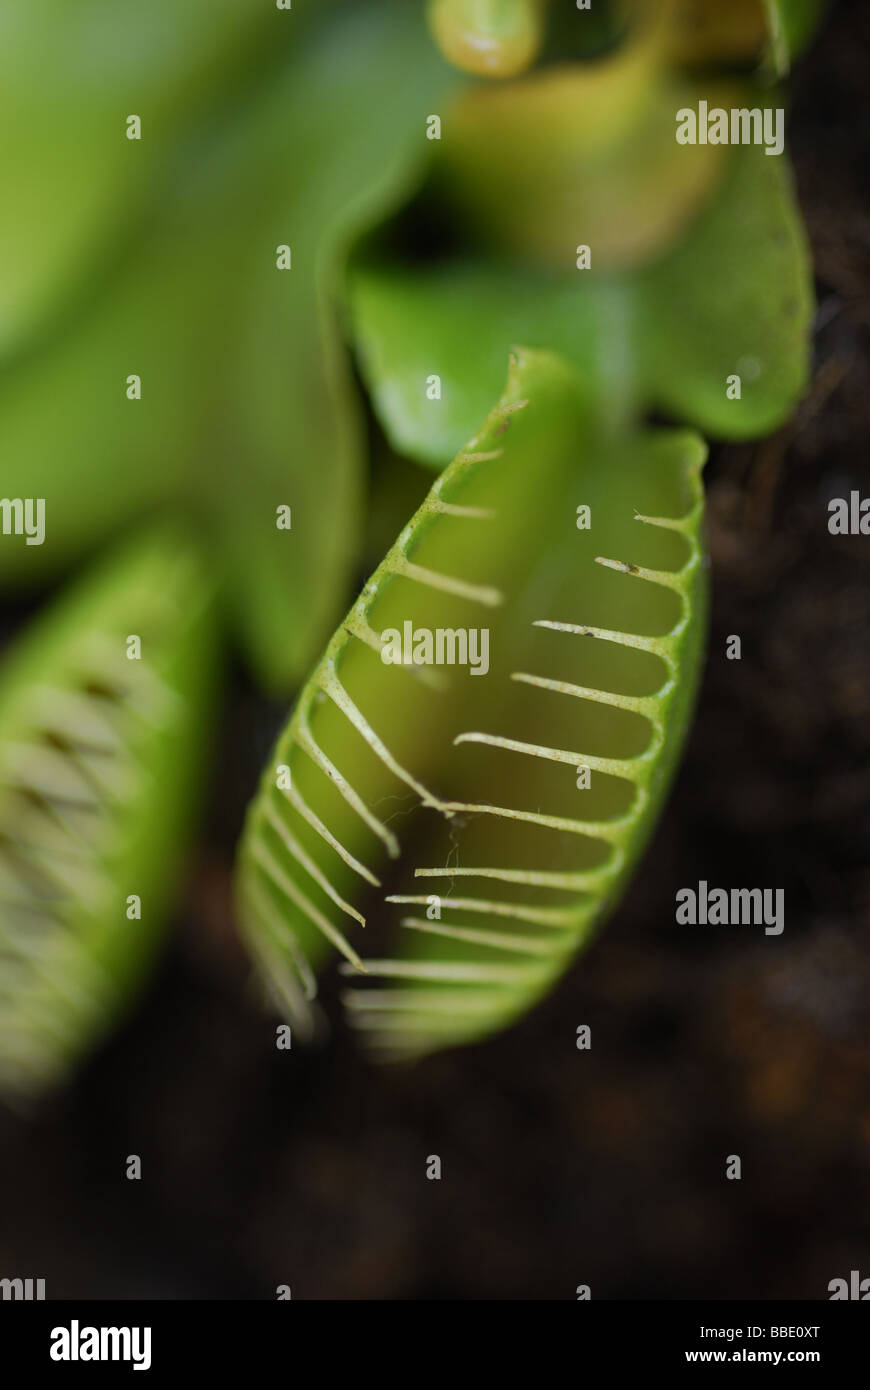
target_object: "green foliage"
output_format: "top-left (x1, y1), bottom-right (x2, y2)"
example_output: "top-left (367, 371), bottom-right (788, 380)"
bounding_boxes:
top-left (0, 0), bottom-right (277, 357)
top-left (349, 139), bottom-right (812, 469)
top-left (0, 530), bottom-right (217, 1100)
top-left (0, 0), bottom-right (456, 690)
top-left (762, 0), bottom-right (827, 74)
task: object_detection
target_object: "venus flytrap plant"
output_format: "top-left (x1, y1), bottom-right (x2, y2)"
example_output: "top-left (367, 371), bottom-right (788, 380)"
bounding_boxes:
top-left (234, 0), bottom-right (820, 1057)
top-left (0, 0), bottom-right (827, 1089)
top-left (0, 0), bottom-right (459, 1099)
top-left (0, 530), bottom-right (216, 1101)
top-left (235, 349), bottom-right (707, 1056)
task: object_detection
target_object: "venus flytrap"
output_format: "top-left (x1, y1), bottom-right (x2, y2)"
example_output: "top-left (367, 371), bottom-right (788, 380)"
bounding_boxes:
top-left (235, 349), bottom-right (707, 1056)
top-left (0, 531), bottom-right (216, 1101)
top-left (0, 0), bottom-right (459, 1098)
top-left (0, 0), bottom-right (826, 1087)
top-left (234, 1), bottom-right (818, 1057)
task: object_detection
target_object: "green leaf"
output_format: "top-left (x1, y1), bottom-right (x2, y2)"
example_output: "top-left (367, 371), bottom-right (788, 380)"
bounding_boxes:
top-left (430, 64), bottom-right (726, 271)
top-left (638, 134), bottom-right (813, 437)
top-left (191, 1), bottom-right (457, 689)
top-left (762, 0), bottom-right (827, 75)
top-left (0, 0), bottom-right (288, 358)
top-left (235, 349), bottom-right (707, 1056)
top-left (349, 139), bottom-right (812, 468)
top-left (666, 0), bottom-right (769, 65)
top-left (0, 528), bottom-right (218, 1101)
top-left (0, 1), bottom-right (457, 690)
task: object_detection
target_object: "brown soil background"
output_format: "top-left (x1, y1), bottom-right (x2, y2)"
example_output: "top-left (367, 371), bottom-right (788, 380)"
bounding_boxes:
top-left (0, 0), bottom-right (868, 1300)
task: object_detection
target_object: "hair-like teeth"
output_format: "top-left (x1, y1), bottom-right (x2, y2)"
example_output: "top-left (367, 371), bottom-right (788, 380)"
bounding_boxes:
top-left (453, 729), bottom-right (644, 781)
top-left (511, 670), bottom-right (658, 718)
top-left (413, 863), bottom-right (613, 891)
top-left (265, 801), bottom-right (367, 929)
top-left (279, 779), bottom-right (381, 887)
top-left (385, 893), bottom-right (579, 928)
top-left (429, 500), bottom-right (496, 519)
top-left (0, 664), bottom-right (175, 1088)
top-left (388, 554), bottom-right (503, 608)
top-left (398, 915), bottom-right (568, 957)
top-left (296, 721), bottom-right (401, 858)
top-left (337, 958), bottom-right (539, 984)
top-left (320, 669), bottom-right (448, 813)
top-left (251, 841), bottom-right (366, 973)
top-left (243, 877), bottom-right (318, 1002)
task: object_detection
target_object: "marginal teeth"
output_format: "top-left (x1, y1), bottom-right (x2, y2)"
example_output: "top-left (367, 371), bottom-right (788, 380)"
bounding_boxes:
top-left (342, 988), bottom-right (495, 1014)
top-left (532, 619), bottom-right (676, 667)
top-left (413, 863), bottom-right (616, 892)
top-left (264, 802), bottom-right (367, 930)
top-left (511, 670), bottom-right (658, 718)
top-left (595, 554), bottom-right (688, 593)
top-left (388, 555), bottom-right (503, 608)
top-left (30, 685), bottom-right (122, 753)
top-left (398, 916), bottom-right (568, 957)
top-left (429, 501), bottom-right (495, 520)
top-left (320, 669), bottom-right (447, 813)
top-left (296, 721), bottom-right (401, 858)
top-left (0, 742), bottom-right (103, 807)
top-left (385, 893), bottom-right (578, 929)
top-left (279, 780), bottom-right (380, 887)
top-left (338, 958), bottom-right (539, 985)
top-left (453, 729), bottom-right (644, 781)
top-left (437, 798), bottom-right (643, 841)
top-left (343, 611), bottom-right (444, 690)
top-left (452, 449), bottom-right (503, 465)
top-left (250, 841), bottom-right (366, 974)
top-left (634, 509), bottom-right (695, 534)
top-left (241, 879), bottom-right (319, 1027)
top-left (0, 659), bottom-right (169, 1089)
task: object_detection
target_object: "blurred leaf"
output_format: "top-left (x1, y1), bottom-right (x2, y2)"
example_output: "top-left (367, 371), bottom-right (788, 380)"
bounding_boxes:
top-left (235, 349), bottom-right (707, 1056)
top-left (433, 69), bottom-right (727, 271)
top-left (667, 0), bottom-right (769, 65)
top-left (348, 138), bottom-right (812, 467)
top-left (0, 1), bottom-right (457, 690)
top-left (638, 131), bottom-right (813, 439)
top-left (762, 0), bottom-right (827, 74)
top-left (0, 0), bottom-right (293, 357)
top-left (0, 527), bottom-right (218, 1101)
top-left (427, 0), bottom-right (547, 78)
top-left (191, 2), bottom-right (457, 689)
top-left (362, 436), bottom-right (435, 579)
